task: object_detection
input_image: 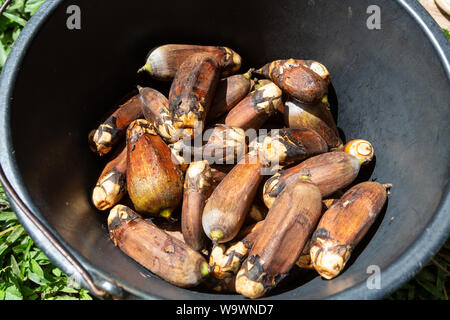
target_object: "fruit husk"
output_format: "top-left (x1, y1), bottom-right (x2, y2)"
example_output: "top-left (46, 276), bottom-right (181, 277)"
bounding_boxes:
top-left (168, 141), bottom-right (191, 172)
top-left (344, 139), bottom-right (375, 165)
top-left (164, 230), bottom-right (185, 243)
top-left (201, 125), bottom-right (247, 165)
top-left (89, 94), bottom-right (144, 156)
top-left (138, 86), bottom-right (180, 143)
top-left (224, 82), bottom-right (282, 131)
top-left (139, 44), bottom-right (242, 81)
top-left (168, 52), bottom-right (220, 139)
top-left (236, 177), bottom-right (323, 299)
top-left (108, 205), bottom-right (209, 288)
top-left (202, 154), bottom-right (265, 243)
top-left (92, 146), bottom-right (127, 211)
top-left (300, 60), bottom-right (331, 84)
top-left (182, 161), bottom-right (215, 251)
top-left (252, 79), bottom-right (285, 114)
top-left (263, 152), bottom-right (361, 209)
top-left (284, 97), bottom-right (343, 150)
top-left (261, 127), bottom-right (328, 165)
top-left (147, 218), bottom-right (186, 243)
top-left (256, 59), bottom-right (328, 105)
top-left (209, 221), bottom-right (264, 280)
top-left (206, 70), bottom-right (254, 123)
top-left (310, 181), bottom-right (388, 280)
top-left (126, 119), bottom-right (183, 218)
top-left (169, 124), bottom-right (247, 168)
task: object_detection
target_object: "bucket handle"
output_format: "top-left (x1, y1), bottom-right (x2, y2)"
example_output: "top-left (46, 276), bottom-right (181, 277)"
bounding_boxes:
top-left (0, 165), bottom-right (110, 298)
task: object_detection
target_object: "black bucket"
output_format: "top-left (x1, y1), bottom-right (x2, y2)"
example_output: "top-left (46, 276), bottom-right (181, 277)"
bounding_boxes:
top-left (0, 0), bottom-right (449, 299)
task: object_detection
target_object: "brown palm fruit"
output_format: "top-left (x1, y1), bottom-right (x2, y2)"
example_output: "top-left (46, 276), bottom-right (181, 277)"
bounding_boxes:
top-left (138, 86), bottom-right (180, 143)
top-left (206, 69), bottom-right (255, 123)
top-left (108, 205), bottom-right (209, 288)
top-left (262, 193), bottom-right (340, 269)
top-left (201, 125), bottom-right (247, 165)
top-left (236, 177), bottom-right (323, 299)
top-left (126, 119), bottom-right (183, 218)
top-left (224, 81), bottom-right (283, 130)
top-left (151, 220), bottom-right (186, 243)
top-left (252, 78), bottom-right (284, 114)
top-left (168, 53), bottom-right (221, 139)
top-left (286, 59), bottom-right (337, 139)
top-left (138, 44), bottom-right (242, 81)
top-left (295, 193), bottom-right (343, 270)
top-left (164, 230), bottom-right (185, 243)
top-left (182, 161), bottom-right (215, 251)
top-left (202, 153), bottom-right (265, 243)
top-left (168, 141), bottom-right (190, 172)
top-left (315, 98), bottom-right (340, 137)
top-left (169, 124), bottom-right (247, 169)
top-left (284, 97), bottom-right (343, 150)
top-left (263, 150), bottom-right (370, 209)
top-left (300, 59), bottom-right (337, 139)
top-left (300, 60), bottom-right (331, 85)
top-left (295, 195), bottom-right (343, 269)
top-left (310, 182), bottom-right (389, 280)
top-left (256, 59), bottom-right (328, 105)
top-left (260, 127), bottom-right (328, 166)
top-left (88, 94), bottom-right (144, 156)
top-left (209, 221), bottom-right (264, 279)
top-left (264, 140), bottom-right (373, 208)
top-left (92, 146), bottom-right (127, 211)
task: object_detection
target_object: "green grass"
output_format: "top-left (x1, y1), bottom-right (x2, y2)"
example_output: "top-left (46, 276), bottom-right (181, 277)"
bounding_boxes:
top-left (0, 184), bottom-right (92, 300)
top-left (0, 0), bottom-right (448, 300)
top-left (386, 240), bottom-right (450, 300)
top-left (443, 29), bottom-right (450, 41)
top-left (0, 0), bottom-right (46, 72)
